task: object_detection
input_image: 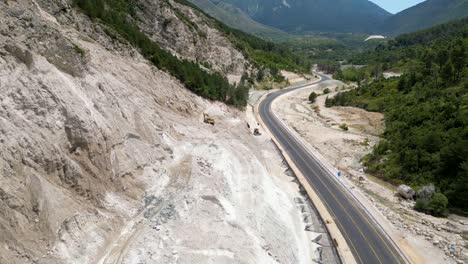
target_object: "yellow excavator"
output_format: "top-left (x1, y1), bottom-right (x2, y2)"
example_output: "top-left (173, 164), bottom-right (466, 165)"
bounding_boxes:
top-left (203, 113), bottom-right (215, 125)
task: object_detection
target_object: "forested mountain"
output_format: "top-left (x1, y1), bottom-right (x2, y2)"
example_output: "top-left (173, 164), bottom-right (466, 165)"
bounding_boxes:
top-left (327, 20), bottom-right (468, 214)
top-left (188, 0), bottom-right (286, 38)
top-left (191, 0), bottom-right (391, 33)
top-left (383, 0), bottom-right (468, 34)
top-left (190, 0), bottom-right (468, 36)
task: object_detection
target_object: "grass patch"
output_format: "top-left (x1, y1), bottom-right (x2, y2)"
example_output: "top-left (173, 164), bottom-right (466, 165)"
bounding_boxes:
top-left (72, 43), bottom-right (85, 57)
top-left (461, 231), bottom-right (468, 249)
top-left (363, 189), bottom-right (388, 205)
top-left (339, 123), bottom-right (349, 131)
top-left (364, 172), bottom-right (398, 192)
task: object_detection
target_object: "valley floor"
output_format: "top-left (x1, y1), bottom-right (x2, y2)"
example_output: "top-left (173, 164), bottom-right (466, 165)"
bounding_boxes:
top-left (271, 77), bottom-right (468, 264)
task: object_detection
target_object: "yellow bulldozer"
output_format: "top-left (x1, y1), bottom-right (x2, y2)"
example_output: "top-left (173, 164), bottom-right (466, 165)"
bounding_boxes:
top-left (203, 113), bottom-right (215, 125)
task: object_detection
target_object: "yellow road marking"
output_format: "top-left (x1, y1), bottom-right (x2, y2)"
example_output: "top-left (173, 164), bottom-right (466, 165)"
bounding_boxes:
top-left (267, 113), bottom-right (366, 263)
top-left (312, 151), bottom-right (403, 263)
top-left (263, 86), bottom-right (405, 263)
top-left (273, 121), bottom-right (384, 264)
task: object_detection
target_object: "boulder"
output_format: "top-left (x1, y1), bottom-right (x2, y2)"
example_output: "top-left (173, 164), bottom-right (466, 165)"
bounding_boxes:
top-left (398, 185), bottom-right (415, 199)
top-left (417, 183), bottom-right (435, 200)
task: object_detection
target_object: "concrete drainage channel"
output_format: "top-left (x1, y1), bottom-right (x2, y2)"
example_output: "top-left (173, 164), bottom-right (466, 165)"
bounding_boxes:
top-left (276, 143), bottom-right (342, 263)
top-left (253, 85), bottom-right (356, 264)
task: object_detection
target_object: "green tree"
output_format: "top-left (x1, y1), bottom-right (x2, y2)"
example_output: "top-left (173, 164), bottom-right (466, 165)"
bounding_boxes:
top-left (414, 198), bottom-right (429, 213)
top-left (452, 38), bottom-right (466, 81)
top-left (436, 48), bottom-right (449, 72)
top-left (441, 61), bottom-right (454, 83)
top-left (309, 92), bottom-right (318, 103)
top-left (427, 193), bottom-right (449, 217)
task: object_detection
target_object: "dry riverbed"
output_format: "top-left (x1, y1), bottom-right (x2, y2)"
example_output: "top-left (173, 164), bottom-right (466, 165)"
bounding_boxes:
top-left (272, 78), bottom-right (468, 264)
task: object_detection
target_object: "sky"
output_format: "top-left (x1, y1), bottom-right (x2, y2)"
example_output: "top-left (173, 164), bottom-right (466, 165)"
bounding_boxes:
top-left (370, 0), bottom-right (426, 14)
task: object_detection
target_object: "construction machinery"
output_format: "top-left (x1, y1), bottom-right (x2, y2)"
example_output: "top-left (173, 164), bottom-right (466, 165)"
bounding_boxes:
top-left (203, 113), bottom-right (215, 125)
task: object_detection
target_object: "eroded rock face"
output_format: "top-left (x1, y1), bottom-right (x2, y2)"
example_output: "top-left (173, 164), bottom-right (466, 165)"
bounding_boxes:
top-left (0, 0), bottom-right (202, 262)
top-left (398, 184), bottom-right (415, 199)
top-left (0, 1), bottom-right (314, 264)
top-left (135, 0), bottom-right (248, 80)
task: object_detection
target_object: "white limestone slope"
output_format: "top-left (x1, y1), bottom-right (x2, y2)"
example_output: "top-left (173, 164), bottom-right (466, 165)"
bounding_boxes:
top-left (0, 0), bottom-right (321, 263)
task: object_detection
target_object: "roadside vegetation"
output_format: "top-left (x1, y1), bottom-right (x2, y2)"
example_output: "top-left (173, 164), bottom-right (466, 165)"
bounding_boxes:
top-left (415, 193), bottom-right (449, 217)
top-left (325, 19), bottom-right (468, 215)
top-left (308, 92), bottom-right (318, 103)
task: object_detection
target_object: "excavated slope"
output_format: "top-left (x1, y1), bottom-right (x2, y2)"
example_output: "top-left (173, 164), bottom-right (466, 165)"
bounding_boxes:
top-left (0, 0), bottom-right (322, 263)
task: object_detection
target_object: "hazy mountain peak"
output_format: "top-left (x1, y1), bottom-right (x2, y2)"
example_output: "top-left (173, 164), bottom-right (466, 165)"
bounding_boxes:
top-left (192, 0), bottom-right (468, 35)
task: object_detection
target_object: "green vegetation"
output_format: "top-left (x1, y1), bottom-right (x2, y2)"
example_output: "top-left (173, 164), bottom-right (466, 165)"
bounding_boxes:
top-left (188, 0), bottom-right (287, 38)
top-left (169, 2), bottom-right (206, 38)
top-left (415, 193), bottom-right (449, 217)
top-left (277, 33), bottom-right (387, 75)
top-left (383, 0), bottom-right (468, 34)
top-left (74, 0), bottom-right (235, 103)
top-left (214, 24), bottom-right (311, 79)
top-left (334, 64), bottom-right (389, 85)
top-left (308, 92), bottom-right (318, 103)
top-left (74, 0), bottom-right (311, 107)
top-left (326, 19), bottom-right (468, 214)
top-left (462, 231), bottom-right (468, 249)
top-left (339, 123), bottom-right (349, 131)
top-left (323, 88), bottom-right (331, 94)
top-left (72, 43), bottom-right (86, 57)
top-left (227, 73), bottom-right (250, 108)
top-left (177, 0), bottom-right (312, 78)
top-left (201, 0), bottom-right (390, 33)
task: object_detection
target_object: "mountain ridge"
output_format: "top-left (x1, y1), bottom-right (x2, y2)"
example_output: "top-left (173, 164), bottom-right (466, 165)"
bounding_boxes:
top-left (190, 0), bottom-right (468, 35)
top-left (383, 0), bottom-right (468, 34)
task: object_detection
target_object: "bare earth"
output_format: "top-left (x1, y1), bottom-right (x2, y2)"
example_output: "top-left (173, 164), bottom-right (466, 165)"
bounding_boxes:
top-left (0, 1), bottom-right (336, 262)
top-left (272, 79), bottom-right (468, 264)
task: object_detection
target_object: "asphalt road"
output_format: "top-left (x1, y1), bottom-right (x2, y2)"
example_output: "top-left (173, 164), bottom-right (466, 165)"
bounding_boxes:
top-left (259, 74), bottom-right (407, 264)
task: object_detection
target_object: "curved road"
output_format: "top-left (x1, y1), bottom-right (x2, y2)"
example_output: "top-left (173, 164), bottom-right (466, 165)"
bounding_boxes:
top-left (259, 74), bottom-right (407, 264)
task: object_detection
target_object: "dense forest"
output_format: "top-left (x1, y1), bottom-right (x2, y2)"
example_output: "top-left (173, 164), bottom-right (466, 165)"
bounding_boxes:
top-left (326, 19), bottom-right (468, 214)
top-left (74, 0), bottom-right (309, 107)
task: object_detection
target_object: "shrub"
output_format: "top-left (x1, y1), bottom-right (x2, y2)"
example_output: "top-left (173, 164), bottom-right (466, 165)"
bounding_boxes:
top-left (325, 96), bottom-right (332, 107)
top-left (339, 123), bottom-right (349, 131)
top-left (414, 198), bottom-right (429, 213)
top-left (72, 43), bottom-right (85, 57)
top-left (428, 193), bottom-right (449, 217)
top-left (309, 92), bottom-right (318, 103)
top-left (74, 0), bottom-right (243, 105)
top-left (323, 88), bottom-right (331, 94)
top-left (415, 193), bottom-right (449, 217)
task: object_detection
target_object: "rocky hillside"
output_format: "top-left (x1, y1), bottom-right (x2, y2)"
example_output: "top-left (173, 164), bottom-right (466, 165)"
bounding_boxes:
top-left (134, 0), bottom-right (247, 79)
top-left (0, 0), bottom-right (324, 263)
